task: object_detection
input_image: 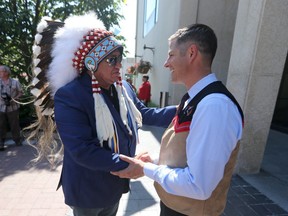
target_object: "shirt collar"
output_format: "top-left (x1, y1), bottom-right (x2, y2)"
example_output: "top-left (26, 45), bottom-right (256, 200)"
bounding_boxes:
top-left (187, 73), bottom-right (218, 100)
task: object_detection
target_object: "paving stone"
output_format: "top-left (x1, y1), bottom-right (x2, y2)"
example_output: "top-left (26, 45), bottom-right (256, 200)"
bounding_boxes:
top-left (1, 131), bottom-right (287, 216)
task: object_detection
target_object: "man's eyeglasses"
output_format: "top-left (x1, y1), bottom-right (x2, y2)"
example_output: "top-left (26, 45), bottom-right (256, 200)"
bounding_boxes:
top-left (105, 55), bottom-right (123, 67)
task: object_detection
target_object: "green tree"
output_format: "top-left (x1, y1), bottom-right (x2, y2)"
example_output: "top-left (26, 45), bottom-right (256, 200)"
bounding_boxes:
top-left (0, 0), bottom-right (126, 123)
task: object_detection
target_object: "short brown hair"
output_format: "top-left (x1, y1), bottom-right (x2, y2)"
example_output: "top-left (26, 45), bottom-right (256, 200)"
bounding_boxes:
top-left (169, 24), bottom-right (217, 64)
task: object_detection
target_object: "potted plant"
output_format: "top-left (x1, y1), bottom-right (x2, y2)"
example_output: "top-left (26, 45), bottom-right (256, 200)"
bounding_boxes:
top-left (136, 60), bottom-right (152, 74)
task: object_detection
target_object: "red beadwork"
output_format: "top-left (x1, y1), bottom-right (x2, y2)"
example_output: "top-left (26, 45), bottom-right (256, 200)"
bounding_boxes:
top-left (92, 77), bottom-right (101, 93)
top-left (73, 29), bottom-right (113, 73)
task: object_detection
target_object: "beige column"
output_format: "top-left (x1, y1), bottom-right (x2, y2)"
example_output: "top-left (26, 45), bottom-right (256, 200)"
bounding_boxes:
top-left (227, 0), bottom-right (288, 173)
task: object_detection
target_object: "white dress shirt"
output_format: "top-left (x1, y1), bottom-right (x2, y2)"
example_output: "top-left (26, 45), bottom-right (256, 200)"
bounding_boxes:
top-left (144, 73), bottom-right (243, 200)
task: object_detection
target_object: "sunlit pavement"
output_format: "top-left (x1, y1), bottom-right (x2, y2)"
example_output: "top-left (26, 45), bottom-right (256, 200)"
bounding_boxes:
top-left (0, 126), bottom-right (287, 216)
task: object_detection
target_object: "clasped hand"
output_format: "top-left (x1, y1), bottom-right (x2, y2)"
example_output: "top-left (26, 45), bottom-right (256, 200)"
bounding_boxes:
top-left (111, 152), bottom-right (152, 179)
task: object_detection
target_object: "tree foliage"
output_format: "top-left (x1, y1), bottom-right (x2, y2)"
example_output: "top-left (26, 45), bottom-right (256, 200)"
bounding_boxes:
top-left (0, 0), bottom-right (125, 121)
top-left (0, 0), bottom-right (125, 85)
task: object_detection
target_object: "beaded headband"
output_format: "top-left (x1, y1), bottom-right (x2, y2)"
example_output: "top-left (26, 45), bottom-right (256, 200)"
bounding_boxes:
top-left (84, 36), bottom-right (122, 72)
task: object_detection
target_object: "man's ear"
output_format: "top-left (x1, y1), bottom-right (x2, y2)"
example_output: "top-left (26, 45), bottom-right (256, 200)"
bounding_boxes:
top-left (188, 44), bottom-right (198, 60)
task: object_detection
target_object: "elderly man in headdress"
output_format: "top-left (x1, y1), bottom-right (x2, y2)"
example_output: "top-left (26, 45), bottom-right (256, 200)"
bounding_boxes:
top-left (30, 13), bottom-right (176, 216)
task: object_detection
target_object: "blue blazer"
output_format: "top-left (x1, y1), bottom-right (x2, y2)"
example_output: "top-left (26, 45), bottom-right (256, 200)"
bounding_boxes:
top-left (54, 72), bottom-right (176, 208)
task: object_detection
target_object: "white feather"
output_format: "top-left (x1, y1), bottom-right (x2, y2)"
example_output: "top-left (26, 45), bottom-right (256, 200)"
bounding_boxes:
top-left (33, 67), bottom-right (41, 76)
top-left (31, 88), bottom-right (41, 97)
top-left (33, 58), bottom-right (40, 67)
top-left (116, 84), bottom-right (132, 135)
top-left (34, 33), bottom-right (43, 44)
top-left (42, 108), bottom-right (53, 116)
top-left (32, 77), bottom-right (40, 86)
top-left (37, 17), bottom-right (49, 33)
top-left (122, 86), bottom-right (143, 128)
top-left (34, 98), bottom-right (42, 106)
top-left (32, 45), bottom-right (41, 56)
top-left (93, 93), bottom-right (115, 145)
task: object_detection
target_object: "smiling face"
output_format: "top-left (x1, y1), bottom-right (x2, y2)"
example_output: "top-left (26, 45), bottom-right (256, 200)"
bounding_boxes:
top-left (93, 49), bottom-right (122, 89)
top-left (164, 39), bottom-right (190, 85)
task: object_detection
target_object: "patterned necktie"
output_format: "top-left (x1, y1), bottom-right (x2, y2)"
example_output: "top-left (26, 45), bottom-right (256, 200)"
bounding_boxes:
top-left (177, 92), bottom-right (190, 115)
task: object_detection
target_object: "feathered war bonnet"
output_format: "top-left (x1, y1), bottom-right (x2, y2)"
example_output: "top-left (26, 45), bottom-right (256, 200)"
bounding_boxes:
top-left (31, 13), bottom-right (142, 152)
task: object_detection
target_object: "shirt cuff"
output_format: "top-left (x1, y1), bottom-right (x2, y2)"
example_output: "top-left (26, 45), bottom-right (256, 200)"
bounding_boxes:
top-left (143, 162), bottom-right (159, 180)
top-left (150, 153), bottom-right (159, 164)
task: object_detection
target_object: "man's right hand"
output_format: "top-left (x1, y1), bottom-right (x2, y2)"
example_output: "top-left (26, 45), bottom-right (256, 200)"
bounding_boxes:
top-left (111, 155), bottom-right (146, 179)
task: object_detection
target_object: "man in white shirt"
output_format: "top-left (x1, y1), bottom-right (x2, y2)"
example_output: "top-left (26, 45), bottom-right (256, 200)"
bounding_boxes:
top-left (112, 24), bottom-right (244, 216)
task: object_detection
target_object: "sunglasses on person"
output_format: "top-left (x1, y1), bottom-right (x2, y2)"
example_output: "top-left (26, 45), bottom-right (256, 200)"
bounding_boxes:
top-left (105, 55), bottom-right (123, 67)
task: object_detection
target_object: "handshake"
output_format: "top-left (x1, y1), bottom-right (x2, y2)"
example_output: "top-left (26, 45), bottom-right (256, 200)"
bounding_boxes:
top-left (1, 93), bottom-right (12, 106)
top-left (111, 152), bottom-right (153, 179)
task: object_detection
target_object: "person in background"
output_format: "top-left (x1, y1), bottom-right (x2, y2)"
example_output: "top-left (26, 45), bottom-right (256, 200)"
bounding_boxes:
top-left (0, 65), bottom-right (23, 151)
top-left (29, 13), bottom-right (176, 216)
top-left (137, 75), bottom-right (151, 106)
top-left (112, 24), bottom-right (244, 216)
top-left (126, 78), bottom-right (137, 92)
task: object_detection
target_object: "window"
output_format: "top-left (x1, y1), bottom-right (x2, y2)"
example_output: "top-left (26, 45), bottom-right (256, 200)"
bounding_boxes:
top-left (143, 0), bottom-right (158, 37)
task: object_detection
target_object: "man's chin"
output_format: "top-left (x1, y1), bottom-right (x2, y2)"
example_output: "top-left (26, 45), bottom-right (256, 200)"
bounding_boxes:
top-left (171, 76), bottom-right (178, 83)
top-left (112, 77), bottom-right (120, 83)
